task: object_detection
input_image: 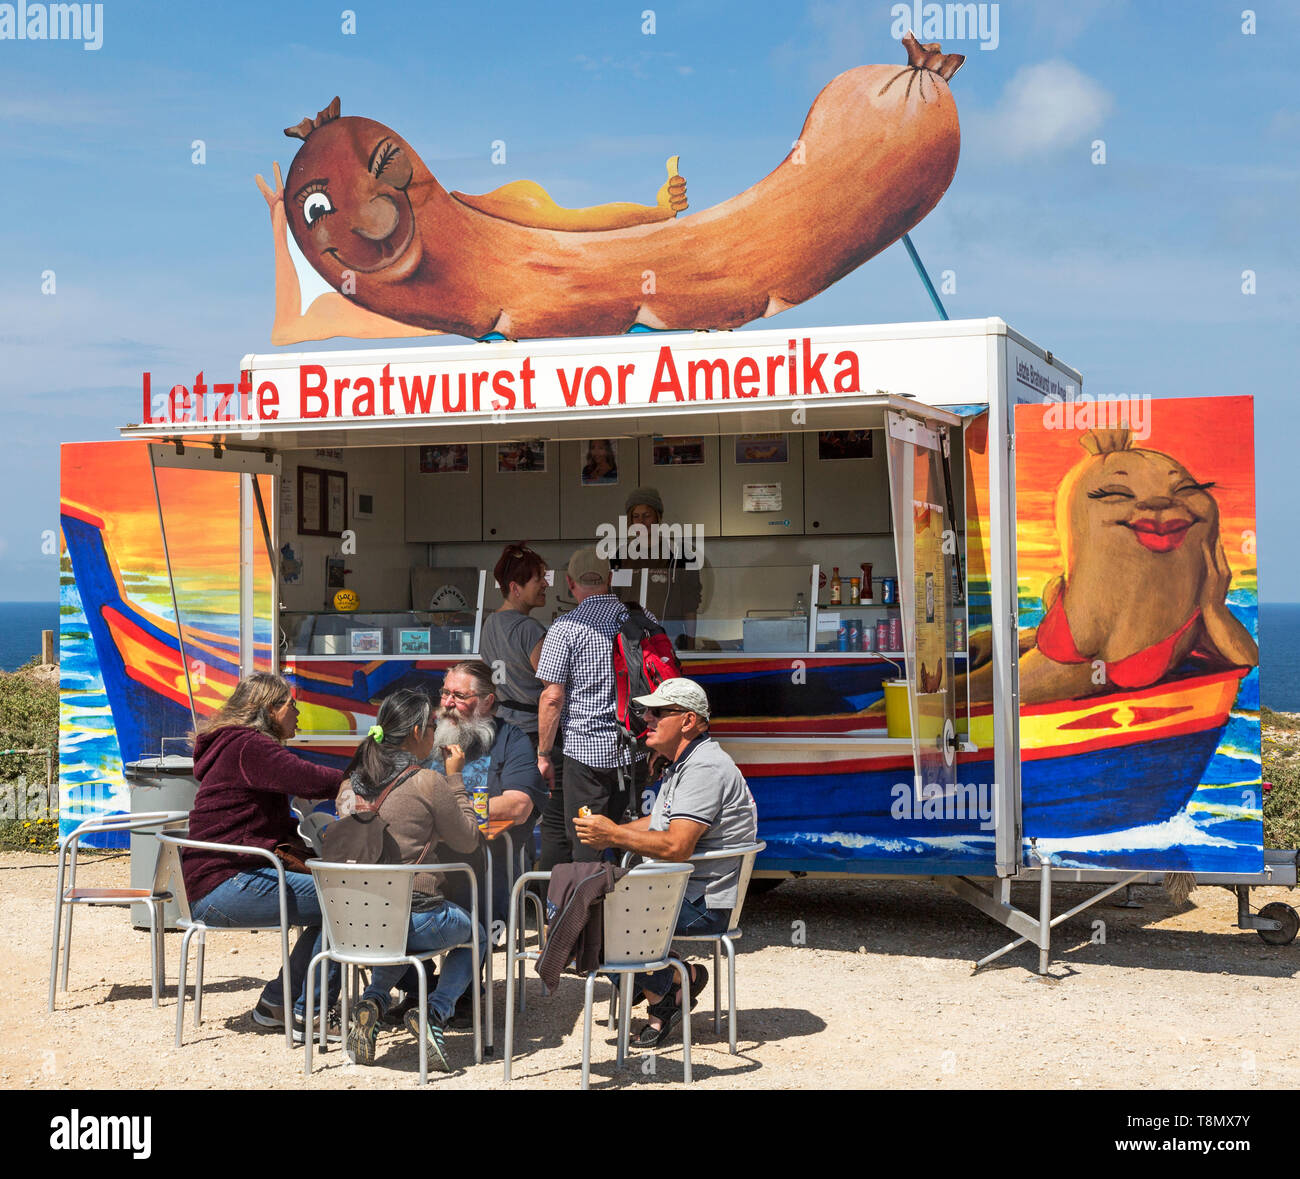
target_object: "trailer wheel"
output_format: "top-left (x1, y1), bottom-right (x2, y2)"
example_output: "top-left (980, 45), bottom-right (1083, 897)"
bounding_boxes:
top-left (1256, 902), bottom-right (1299, 946)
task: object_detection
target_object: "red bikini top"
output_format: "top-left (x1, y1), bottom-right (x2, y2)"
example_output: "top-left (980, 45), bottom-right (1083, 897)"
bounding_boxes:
top-left (1035, 587), bottom-right (1201, 691)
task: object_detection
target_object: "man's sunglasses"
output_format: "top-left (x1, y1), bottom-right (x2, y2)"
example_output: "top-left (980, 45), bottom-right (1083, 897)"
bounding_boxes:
top-left (644, 706), bottom-right (689, 719)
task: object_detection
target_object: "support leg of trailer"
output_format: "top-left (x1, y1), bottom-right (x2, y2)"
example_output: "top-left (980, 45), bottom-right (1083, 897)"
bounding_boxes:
top-left (1038, 861), bottom-right (1051, 976)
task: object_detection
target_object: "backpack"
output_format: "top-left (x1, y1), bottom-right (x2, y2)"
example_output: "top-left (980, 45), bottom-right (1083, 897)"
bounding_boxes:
top-left (321, 765), bottom-right (424, 865)
top-left (612, 603), bottom-right (683, 742)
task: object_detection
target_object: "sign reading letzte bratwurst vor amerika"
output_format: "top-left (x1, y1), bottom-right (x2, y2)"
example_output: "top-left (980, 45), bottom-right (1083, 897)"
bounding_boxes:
top-left (138, 336), bottom-right (874, 428)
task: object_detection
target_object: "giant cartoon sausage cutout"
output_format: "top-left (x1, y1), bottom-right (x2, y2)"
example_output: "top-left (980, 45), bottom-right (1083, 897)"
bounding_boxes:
top-left (263, 33), bottom-right (964, 343)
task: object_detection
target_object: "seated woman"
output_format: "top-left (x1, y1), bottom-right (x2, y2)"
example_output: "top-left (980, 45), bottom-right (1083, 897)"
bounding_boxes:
top-left (181, 672), bottom-right (344, 1041)
top-left (339, 688), bottom-right (486, 1073)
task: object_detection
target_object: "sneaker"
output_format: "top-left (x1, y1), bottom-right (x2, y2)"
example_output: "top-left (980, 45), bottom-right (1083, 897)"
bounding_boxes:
top-left (404, 1007), bottom-right (451, 1073)
top-left (251, 998), bottom-right (286, 1030)
top-left (347, 998), bottom-right (382, 1065)
top-left (381, 989), bottom-right (420, 1028)
top-left (292, 1007), bottom-right (344, 1045)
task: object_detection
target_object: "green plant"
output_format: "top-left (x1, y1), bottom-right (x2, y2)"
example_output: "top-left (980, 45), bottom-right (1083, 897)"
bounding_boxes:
top-left (0, 660), bottom-right (58, 789)
top-left (0, 815), bottom-right (59, 853)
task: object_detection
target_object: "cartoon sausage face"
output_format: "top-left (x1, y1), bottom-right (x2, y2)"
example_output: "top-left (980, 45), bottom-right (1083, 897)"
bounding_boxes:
top-left (283, 108), bottom-right (432, 289)
top-left (280, 35), bottom-right (965, 340)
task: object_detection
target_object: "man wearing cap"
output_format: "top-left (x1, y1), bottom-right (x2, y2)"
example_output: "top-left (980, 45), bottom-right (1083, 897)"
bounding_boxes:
top-left (573, 676), bottom-right (758, 1046)
top-left (535, 547), bottom-right (657, 867)
top-left (616, 486), bottom-right (703, 651)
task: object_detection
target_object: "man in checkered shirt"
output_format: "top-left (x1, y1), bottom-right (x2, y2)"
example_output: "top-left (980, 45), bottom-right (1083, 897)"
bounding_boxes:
top-left (536, 546), bottom-right (654, 867)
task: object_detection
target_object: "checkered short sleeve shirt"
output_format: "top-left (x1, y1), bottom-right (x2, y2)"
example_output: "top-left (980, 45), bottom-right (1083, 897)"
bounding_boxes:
top-left (536, 593), bottom-right (657, 770)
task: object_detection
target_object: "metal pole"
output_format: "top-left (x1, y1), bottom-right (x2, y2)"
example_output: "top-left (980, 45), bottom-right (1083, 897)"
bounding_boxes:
top-left (149, 454), bottom-right (198, 729)
top-left (901, 233), bottom-right (949, 321)
top-left (1038, 857), bottom-right (1051, 975)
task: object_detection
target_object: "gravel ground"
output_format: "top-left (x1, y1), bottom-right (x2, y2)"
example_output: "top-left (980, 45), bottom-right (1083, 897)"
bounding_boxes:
top-left (8, 850), bottom-right (1300, 1090)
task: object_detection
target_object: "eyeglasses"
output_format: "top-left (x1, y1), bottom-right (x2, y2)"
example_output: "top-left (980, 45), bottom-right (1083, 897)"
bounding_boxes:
top-left (439, 689), bottom-right (481, 702)
top-left (644, 706), bottom-right (688, 720)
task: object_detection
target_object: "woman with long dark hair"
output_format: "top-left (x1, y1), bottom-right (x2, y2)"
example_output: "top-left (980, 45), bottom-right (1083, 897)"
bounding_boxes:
top-left (182, 672), bottom-right (344, 1040)
top-left (338, 688), bottom-right (486, 1073)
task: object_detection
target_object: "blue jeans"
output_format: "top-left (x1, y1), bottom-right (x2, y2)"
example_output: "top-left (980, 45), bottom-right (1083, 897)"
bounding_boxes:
top-left (361, 899), bottom-right (487, 1024)
top-left (191, 868), bottom-right (340, 1016)
top-left (637, 894), bottom-right (731, 997)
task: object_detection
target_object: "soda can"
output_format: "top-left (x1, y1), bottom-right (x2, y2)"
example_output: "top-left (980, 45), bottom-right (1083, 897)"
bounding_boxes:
top-left (875, 620), bottom-right (889, 652)
top-left (861, 623), bottom-right (875, 652)
top-left (473, 789), bottom-right (489, 831)
top-left (881, 577), bottom-right (897, 605)
top-left (837, 621), bottom-right (849, 652)
top-left (889, 617), bottom-right (902, 651)
top-left (953, 616), bottom-right (966, 650)
top-left (848, 619), bottom-right (861, 651)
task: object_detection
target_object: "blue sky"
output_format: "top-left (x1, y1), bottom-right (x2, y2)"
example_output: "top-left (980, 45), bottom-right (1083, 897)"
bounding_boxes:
top-left (2, 0), bottom-right (1296, 599)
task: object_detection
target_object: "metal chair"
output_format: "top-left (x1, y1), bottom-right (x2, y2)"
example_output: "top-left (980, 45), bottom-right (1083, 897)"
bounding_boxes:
top-left (663, 842), bottom-right (765, 1054)
top-left (155, 832), bottom-right (302, 1049)
top-left (48, 810), bottom-right (189, 1012)
top-left (504, 862), bottom-right (694, 1089)
top-left (303, 860), bottom-right (482, 1084)
top-left (614, 842), bottom-right (765, 1053)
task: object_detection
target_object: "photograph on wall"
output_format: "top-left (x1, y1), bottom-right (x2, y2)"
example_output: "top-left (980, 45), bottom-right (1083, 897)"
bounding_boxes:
top-left (580, 439), bottom-right (619, 485)
top-left (420, 444), bottom-right (470, 473)
top-left (735, 434), bottom-right (788, 464)
top-left (298, 469), bottom-right (322, 534)
top-left (325, 556), bottom-right (347, 590)
top-left (348, 628), bottom-right (383, 655)
top-left (398, 628), bottom-right (432, 654)
top-left (652, 435), bottom-right (705, 466)
top-left (819, 430), bottom-right (873, 460)
top-left (497, 441), bottom-right (547, 472)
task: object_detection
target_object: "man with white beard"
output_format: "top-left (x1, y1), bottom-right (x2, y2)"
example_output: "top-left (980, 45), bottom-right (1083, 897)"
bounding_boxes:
top-left (425, 661), bottom-right (547, 920)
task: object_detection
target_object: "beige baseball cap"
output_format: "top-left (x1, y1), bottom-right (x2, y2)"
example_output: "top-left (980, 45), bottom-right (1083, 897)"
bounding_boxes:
top-left (633, 677), bottom-right (710, 719)
top-left (567, 546), bottom-right (612, 587)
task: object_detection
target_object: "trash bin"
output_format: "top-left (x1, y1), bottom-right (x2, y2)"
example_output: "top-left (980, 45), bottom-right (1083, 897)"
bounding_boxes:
top-left (123, 755), bottom-right (197, 930)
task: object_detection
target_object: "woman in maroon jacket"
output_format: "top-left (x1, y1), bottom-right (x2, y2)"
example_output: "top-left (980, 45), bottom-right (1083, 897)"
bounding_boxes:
top-left (183, 672), bottom-right (343, 1040)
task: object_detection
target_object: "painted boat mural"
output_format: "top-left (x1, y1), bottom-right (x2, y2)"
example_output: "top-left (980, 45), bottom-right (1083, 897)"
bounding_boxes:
top-left (59, 427), bottom-right (1261, 873)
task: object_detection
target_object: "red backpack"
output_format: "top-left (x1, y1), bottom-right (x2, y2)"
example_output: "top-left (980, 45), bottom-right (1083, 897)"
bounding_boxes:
top-left (612, 604), bottom-right (683, 741)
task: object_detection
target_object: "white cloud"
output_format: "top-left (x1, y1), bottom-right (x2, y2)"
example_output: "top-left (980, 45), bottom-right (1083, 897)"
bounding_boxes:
top-left (973, 59), bottom-right (1113, 159)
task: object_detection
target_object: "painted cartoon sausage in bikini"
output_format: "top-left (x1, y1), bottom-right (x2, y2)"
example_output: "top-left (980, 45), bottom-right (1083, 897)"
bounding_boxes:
top-left (261, 33), bottom-right (964, 343)
top-left (962, 428), bottom-right (1258, 706)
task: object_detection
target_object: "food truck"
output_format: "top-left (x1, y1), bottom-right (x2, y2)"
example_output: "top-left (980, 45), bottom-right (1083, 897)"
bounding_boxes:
top-left (58, 317), bottom-right (1285, 969)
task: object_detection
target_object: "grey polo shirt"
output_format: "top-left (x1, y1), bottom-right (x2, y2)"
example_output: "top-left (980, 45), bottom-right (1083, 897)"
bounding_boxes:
top-left (649, 736), bottom-right (758, 911)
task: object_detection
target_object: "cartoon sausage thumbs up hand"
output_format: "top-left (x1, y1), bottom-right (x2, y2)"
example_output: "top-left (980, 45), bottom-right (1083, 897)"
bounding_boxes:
top-left (656, 155), bottom-right (689, 215)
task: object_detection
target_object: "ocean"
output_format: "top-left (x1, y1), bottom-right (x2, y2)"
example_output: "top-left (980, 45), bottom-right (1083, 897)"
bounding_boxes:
top-left (3, 598), bottom-right (1300, 709)
top-left (0, 601), bottom-right (59, 670)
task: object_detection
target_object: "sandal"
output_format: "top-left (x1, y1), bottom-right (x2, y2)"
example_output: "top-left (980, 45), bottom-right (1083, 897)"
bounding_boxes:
top-left (633, 1003), bottom-right (682, 1048)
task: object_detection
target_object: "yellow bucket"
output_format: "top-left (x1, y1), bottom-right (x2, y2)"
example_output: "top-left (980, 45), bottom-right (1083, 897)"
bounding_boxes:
top-left (884, 680), bottom-right (911, 737)
top-left (884, 681), bottom-right (946, 739)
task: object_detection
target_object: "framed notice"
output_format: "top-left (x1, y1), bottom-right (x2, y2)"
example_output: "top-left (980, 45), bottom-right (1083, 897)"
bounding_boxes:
top-left (742, 483), bottom-right (783, 512)
top-left (398, 628), bottom-right (432, 654)
top-left (348, 628), bottom-right (383, 655)
top-left (298, 465), bottom-right (347, 537)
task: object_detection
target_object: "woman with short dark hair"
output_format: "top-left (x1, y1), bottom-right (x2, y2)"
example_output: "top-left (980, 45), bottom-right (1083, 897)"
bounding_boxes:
top-left (340, 688), bottom-right (485, 1073)
top-left (182, 672), bottom-right (344, 1041)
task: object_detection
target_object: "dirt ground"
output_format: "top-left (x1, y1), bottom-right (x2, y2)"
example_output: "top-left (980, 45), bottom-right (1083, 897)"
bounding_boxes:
top-left (6, 849), bottom-right (1299, 1090)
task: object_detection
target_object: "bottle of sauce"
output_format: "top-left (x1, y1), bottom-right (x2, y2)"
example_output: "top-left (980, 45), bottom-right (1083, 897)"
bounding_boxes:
top-left (829, 567), bottom-right (842, 606)
top-left (849, 576), bottom-right (861, 605)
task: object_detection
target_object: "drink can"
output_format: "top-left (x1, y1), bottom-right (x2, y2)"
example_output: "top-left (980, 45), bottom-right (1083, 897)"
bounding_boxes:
top-left (473, 789), bottom-right (489, 830)
top-left (848, 619), bottom-right (861, 651)
top-left (881, 577), bottom-right (897, 605)
top-left (889, 617), bottom-right (902, 651)
top-left (875, 620), bottom-right (889, 651)
top-left (861, 623), bottom-right (875, 652)
top-left (953, 616), bottom-right (965, 650)
top-left (837, 621), bottom-right (849, 652)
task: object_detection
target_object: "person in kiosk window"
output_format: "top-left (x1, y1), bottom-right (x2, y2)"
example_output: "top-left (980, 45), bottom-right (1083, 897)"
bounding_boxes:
top-left (536, 547), bottom-right (656, 867)
top-left (614, 486), bottom-right (703, 651)
top-left (573, 677), bottom-right (758, 1047)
